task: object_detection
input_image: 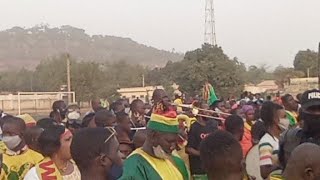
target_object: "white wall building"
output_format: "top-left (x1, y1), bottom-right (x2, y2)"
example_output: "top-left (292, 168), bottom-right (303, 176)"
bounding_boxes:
top-left (117, 86), bottom-right (164, 103)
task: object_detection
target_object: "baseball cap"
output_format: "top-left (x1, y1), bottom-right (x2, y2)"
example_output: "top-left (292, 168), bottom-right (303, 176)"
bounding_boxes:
top-left (300, 89), bottom-right (320, 110)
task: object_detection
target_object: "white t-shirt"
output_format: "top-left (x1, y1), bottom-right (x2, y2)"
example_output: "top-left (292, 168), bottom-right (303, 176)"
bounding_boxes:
top-left (24, 164), bottom-right (81, 180)
top-left (24, 167), bottom-right (39, 180)
top-left (258, 133), bottom-right (279, 166)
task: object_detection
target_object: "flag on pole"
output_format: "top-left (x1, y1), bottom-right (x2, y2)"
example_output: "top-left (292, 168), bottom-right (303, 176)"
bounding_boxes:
top-left (203, 83), bottom-right (218, 106)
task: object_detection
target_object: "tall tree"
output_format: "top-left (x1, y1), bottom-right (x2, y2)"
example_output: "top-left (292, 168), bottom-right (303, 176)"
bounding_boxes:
top-left (146, 44), bottom-right (245, 98)
top-left (293, 49), bottom-right (317, 77)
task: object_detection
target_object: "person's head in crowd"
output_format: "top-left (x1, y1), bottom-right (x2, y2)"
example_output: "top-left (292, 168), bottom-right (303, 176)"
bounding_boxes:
top-left (130, 99), bottom-right (146, 117)
top-left (299, 89), bottom-right (320, 140)
top-left (225, 115), bottom-right (244, 141)
top-left (71, 127), bottom-right (122, 180)
top-left (38, 125), bottom-right (72, 160)
top-left (254, 105), bottom-right (261, 121)
top-left (0, 114), bottom-right (11, 136)
top-left (81, 112), bottom-right (95, 128)
top-left (116, 112), bottom-right (131, 135)
top-left (200, 130), bottom-right (244, 180)
top-left (241, 91), bottom-right (248, 99)
top-left (230, 108), bottom-right (242, 117)
top-left (260, 101), bottom-right (283, 137)
top-left (278, 105), bottom-right (291, 131)
top-left (283, 143), bottom-right (320, 180)
top-left (251, 120), bottom-right (266, 145)
top-left (130, 99), bottom-right (146, 127)
top-left (66, 104), bottom-right (81, 120)
top-left (0, 114), bottom-right (12, 127)
top-left (256, 93), bottom-right (262, 99)
top-left (229, 99), bottom-right (237, 108)
top-left (144, 108), bottom-right (179, 159)
top-left (24, 126), bottom-right (43, 152)
top-left (266, 95), bottom-right (272, 101)
top-left (110, 101), bottom-right (125, 114)
top-left (174, 90), bottom-right (182, 100)
top-left (144, 103), bottom-right (152, 115)
top-left (238, 100), bottom-right (247, 108)
top-left (281, 94), bottom-right (299, 112)
top-left (91, 97), bottom-right (102, 112)
top-left (94, 110), bottom-right (116, 128)
top-left (37, 125), bottom-right (79, 178)
top-left (2, 116), bottom-right (26, 152)
top-left (193, 100), bottom-right (211, 118)
top-left (16, 114), bottom-right (36, 127)
top-left (210, 100), bottom-right (226, 113)
top-left (152, 89), bottom-right (167, 105)
top-left (133, 129), bottom-right (147, 148)
top-left (65, 104), bottom-right (82, 133)
top-left (118, 99), bottom-right (130, 113)
top-left (66, 121), bottom-right (82, 134)
top-left (36, 118), bottom-right (58, 129)
top-left (278, 128), bottom-right (302, 170)
top-left (50, 100), bottom-right (67, 123)
top-left (224, 101), bottom-right (232, 114)
top-left (119, 140), bottom-right (134, 159)
top-left (241, 105), bottom-right (255, 125)
top-left (296, 93), bottom-right (302, 103)
top-left (143, 129), bottom-right (177, 159)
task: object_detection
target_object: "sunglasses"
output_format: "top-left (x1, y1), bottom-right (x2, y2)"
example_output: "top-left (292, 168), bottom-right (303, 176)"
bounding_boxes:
top-left (101, 127), bottom-right (120, 162)
top-left (104, 127), bottom-right (116, 143)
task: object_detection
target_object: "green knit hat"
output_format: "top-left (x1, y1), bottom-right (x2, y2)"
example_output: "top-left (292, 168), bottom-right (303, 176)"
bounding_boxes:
top-left (147, 109), bottom-right (179, 133)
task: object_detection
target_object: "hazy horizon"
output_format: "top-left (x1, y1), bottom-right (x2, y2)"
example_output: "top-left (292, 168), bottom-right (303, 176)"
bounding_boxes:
top-left (1, 0), bottom-right (320, 68)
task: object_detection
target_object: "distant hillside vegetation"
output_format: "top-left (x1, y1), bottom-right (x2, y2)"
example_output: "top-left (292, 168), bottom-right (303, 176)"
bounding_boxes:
top-left (0, 25), bottom-right (183, 69)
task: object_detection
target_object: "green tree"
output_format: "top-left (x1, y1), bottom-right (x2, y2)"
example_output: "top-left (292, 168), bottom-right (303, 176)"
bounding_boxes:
top-left (0, 68), bottom-right (34, 92)
top-left (71, 61), bottom-right (108, 102)
top-left (273, 65), bottom-right (305, 88)
top-left (294, 49), bottom-right (317, 77)
top-left (244, 65), bottom-right (274, 84)
top-left (146, 44), bottom-right (245, 98)
top-left (32, 55), bottom-right (67, 92)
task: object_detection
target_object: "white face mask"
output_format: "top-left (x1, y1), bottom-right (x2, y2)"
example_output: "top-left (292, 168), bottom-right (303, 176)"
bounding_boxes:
top-left (278, 118), bottom-right (290, 131)
top-left (153, 145), bottom-right (168, 159)
top-left (3, 135), bottom-right (22, 150)
top-left (67, 111), bottom-right (81, 120)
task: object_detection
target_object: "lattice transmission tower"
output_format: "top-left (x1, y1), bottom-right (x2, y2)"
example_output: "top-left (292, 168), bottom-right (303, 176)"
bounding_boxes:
top-left (204, 0), bottom-right (217, 45)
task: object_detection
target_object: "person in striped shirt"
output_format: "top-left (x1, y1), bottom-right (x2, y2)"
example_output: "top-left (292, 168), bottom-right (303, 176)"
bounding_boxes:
top-left (258, 102), bottom-right (284, 179)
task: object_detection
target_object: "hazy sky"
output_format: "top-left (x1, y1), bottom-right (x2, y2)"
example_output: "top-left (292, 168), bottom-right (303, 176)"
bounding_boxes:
top-left (1, 0), bottom-right (320, 68)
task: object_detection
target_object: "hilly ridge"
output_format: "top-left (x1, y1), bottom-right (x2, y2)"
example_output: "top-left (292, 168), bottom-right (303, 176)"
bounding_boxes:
top-left (0, 25), bottom-right (183, 69)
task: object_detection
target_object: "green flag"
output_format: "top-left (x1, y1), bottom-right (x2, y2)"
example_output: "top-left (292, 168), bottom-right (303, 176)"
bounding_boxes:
top-left (208, 85), bottom-right (218, 106)
top-left (203, 83), bottom-right (218, 106)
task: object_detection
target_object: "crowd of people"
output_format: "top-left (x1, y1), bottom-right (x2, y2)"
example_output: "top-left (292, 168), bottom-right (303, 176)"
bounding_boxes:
top-left (0, 88), bottom-right (320, 180)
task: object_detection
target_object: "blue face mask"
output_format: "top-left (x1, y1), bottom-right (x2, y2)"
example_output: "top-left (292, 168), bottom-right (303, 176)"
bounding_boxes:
top-left (108, 163), bottom-right (123, 180)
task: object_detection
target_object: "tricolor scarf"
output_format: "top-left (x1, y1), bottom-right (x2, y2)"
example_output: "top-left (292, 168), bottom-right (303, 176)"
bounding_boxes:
top-left (285, 110), bottom-right (298, 126)
top-left (36, 157), bottom-right (62, 180)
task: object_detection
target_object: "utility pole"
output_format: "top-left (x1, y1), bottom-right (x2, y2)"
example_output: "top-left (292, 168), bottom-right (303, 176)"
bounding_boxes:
top-left (204, 0), bottom-right (217, 45)
top-left (66, 53), bottom-right (72, 103)
top-left (142, 74), bottom-right (145, 87)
